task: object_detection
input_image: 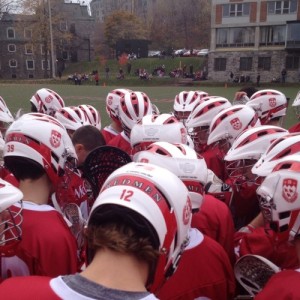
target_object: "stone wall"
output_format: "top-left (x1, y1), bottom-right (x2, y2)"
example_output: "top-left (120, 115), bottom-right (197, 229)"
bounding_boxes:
top-left (208, 49), bottom-right (300, 83)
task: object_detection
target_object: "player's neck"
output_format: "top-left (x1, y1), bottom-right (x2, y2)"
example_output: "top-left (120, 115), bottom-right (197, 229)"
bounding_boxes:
top-left (81, 247), bottom-right (149, 292)
top-left (111, 121), bottom-right (122, 133)
top-left (19, 174), bottom-right (52, 205)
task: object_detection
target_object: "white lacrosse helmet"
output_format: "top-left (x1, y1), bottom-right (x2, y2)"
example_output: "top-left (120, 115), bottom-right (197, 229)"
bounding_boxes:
top-left (0, 131), bottom-right (5, 152)
top-left (89, 162), bottom-right (192, 291)
top-left (0, 178), bottom-right (23, 257)
top-left (185, 96), bottom-right (232, 150)
top-left (54, 106), bottom-right (90, 132)
top-left (207, 104), bottom-right (260, 147)
top-left (257, 156), bottom-right (300, 240)
top-left (173, 90), bottom-right (208, 123)
top-left (292, 90), bottom-right (300, 117)
top-left (133, 142), bottom-right (207, 210)
top-left (78, 104), bottom-right (101, 130)
top-left (0, 96), bottom-right (14, 124)
top-left (4, 113), bottom-right (77, 185)
top-left (224, 126), bottom-right (288, 181)
top-left (106, 88), bottom-right (132, 124)
top-left (246, 89), bottom-right (287, 125)
top-left (252, 133), bottom-right (300, 177)
top-left (30, 88), bottom-right (65, 116)
top-left (130, 114), bottom-right (188, 152)
top-left (118, 91), bottom-right (152, 137)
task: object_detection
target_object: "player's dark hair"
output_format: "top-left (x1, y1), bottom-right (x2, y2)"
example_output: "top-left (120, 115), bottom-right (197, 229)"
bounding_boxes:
top-left (4, 156), bottom-right (45, 181)
top-left (72, 125), bottom-right (106, 151)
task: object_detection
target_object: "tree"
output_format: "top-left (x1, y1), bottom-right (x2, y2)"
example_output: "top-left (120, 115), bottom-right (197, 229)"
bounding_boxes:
top-left (104, 10), bottom-right (148, 50)
top-left (147, 0), bottom-right (211, 51)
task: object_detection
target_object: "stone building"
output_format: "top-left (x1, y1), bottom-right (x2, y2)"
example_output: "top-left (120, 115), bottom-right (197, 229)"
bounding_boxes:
top-left (0, 1), bottom-right (95, 79)
top-left (209, 0), bottom-right (300, 83)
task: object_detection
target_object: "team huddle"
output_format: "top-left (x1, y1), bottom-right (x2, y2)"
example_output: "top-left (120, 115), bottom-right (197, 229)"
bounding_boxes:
top-left (0, 86), bottom-right (300, 299)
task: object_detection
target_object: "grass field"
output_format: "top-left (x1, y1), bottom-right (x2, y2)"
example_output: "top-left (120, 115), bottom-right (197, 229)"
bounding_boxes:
top-left (0, 82), bottom-right (299, 130)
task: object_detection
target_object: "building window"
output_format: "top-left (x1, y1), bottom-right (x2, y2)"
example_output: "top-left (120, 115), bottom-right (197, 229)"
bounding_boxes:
top-left (260, 26), bottom-right (285, 46)
top-left (42, 60), bottom-right (50, 70)
top-left (216, 28), bottom-right (229, 47)
top-left (24, 29), bottom-right (32, 39)
top-left (214, 58), bottom-right (227, 71)
top-left (286, 55), bottom-right (299, 69)
top-left (7, 28), bottom-right (15, 39)
top-left (287, 23), bottom-right (300, 47)
top-left (258, 57), bottom-right (271, 70)
top-left (60, 21), bottom-right (67, 31)
top-left (240, 57), bottom-right (252, 71)
top-left (223, 3), bottom-right (250, 17)
top-left (216, 27), bottom-right (255, 47)
top-left (268, 0), bottom-right (297, 14)
top-left (26, 60), bottom-right (35, 70)
top-left (25, 44), bottom-right (33, 54)
top-left (9, 59), bottom-right (17, 68)
top-left (8, 44), bottom-right (16, 52)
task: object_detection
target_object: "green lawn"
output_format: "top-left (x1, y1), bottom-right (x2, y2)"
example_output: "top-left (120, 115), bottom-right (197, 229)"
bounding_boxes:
top-left (0, 82), bottom-right (299, 130)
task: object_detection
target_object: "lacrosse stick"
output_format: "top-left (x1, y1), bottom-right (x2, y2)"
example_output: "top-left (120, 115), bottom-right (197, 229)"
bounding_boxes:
top-left (81, 146), bottom-right (132, 198)
top-left (234, 254), bottom-right (280, 296)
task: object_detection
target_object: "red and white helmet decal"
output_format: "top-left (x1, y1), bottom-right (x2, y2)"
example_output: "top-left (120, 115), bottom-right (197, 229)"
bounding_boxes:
top-left (230, 118), bottom-right (242, 130)
top-left (282, 178), bottom-right (298, 203)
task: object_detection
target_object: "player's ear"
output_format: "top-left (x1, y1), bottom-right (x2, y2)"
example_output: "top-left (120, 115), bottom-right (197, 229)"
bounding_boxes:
top-left (74, 143), bottom-right (85, 154)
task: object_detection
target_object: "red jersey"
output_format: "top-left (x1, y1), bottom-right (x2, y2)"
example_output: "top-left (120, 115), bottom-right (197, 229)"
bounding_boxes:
top-left (201, 145), bottom-right (227, 181)
top-left (225, 177), bottom-right (261, 230)
top-left (255, 270), bottom-right (300, 299)
top-left (1, 202), bottom-right (78, 279)
top-left (101, 125), bottom-right (119, 144)
top-left (234, 226), bottom-right (298, 270)
top-left (54, 167), bottom-right (91, 219)
top-left (157, 228), bottom-right (235, 300)
top-left (192, 194), bottom-right (235, 264)
top-left (107, 131), bottom-right (133, 155)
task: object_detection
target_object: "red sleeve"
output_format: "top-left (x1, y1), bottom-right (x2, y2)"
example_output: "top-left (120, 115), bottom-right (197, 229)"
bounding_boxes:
top-left (201, 147), bottom-right (227, 181)
top-left (0, 276), bottom-right (61, 300)
top-left (237, 227), bottom-right (298, 269)
top-left (192, 194), bottom-right (235, 265)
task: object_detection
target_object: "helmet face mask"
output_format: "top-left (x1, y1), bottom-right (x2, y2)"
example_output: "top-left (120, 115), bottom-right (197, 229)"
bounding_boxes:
top-left (0, 178), bottom-right (24, 257)
top-left (188, 126), bottom-right (209, 151)
top-left (226, 158), bottom-right (258, 185)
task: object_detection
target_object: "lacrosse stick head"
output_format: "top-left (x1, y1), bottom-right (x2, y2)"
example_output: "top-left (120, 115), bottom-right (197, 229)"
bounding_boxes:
top-left (234, 254), bottom-right (280, 296)
top-left (81, 146), bottom-right (132, 198)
